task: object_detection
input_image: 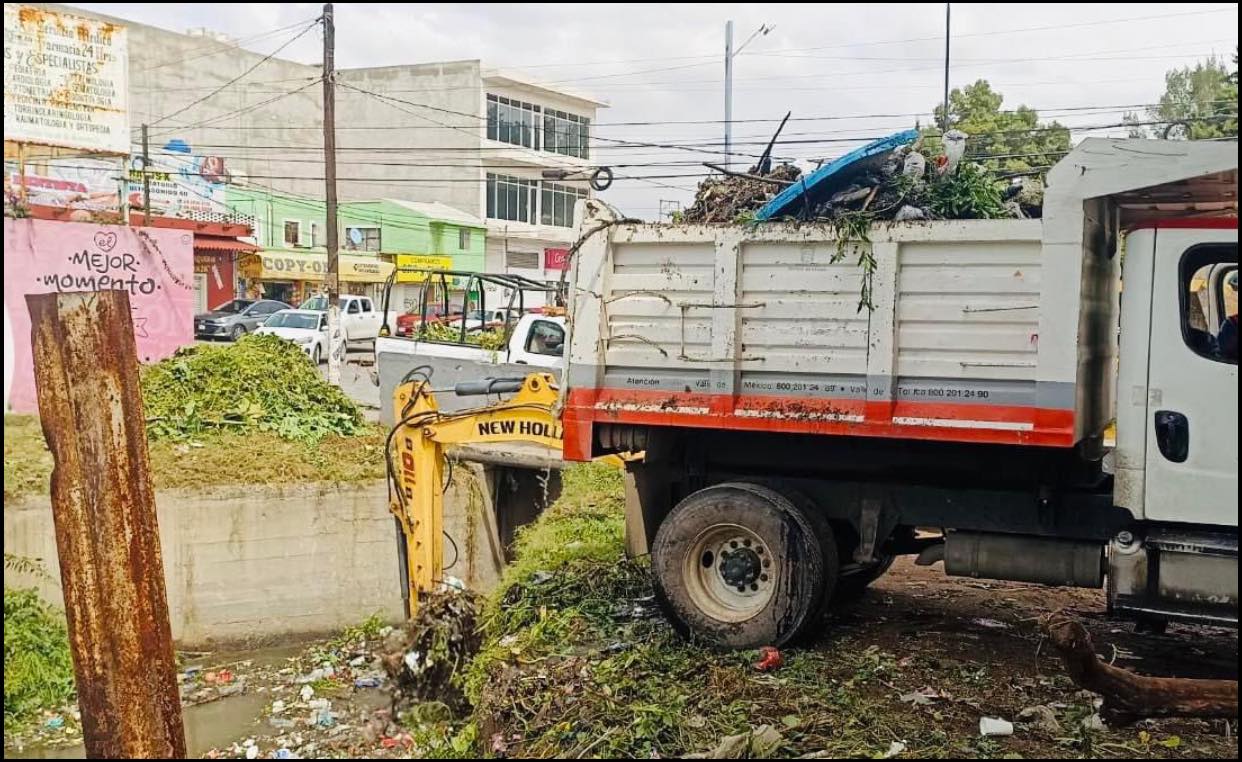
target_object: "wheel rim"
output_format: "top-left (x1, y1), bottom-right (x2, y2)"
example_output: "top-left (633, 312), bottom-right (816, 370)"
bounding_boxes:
top-left (682, 523), bottom-right (776, 623)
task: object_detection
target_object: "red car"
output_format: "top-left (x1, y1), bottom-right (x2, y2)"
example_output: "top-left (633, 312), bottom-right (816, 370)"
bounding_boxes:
top-left (395, 305), bottom-right (457, 337)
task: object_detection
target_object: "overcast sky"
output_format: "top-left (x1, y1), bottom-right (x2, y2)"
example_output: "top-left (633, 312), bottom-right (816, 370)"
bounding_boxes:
top-left (68, 3), bottom-right (1239, 218)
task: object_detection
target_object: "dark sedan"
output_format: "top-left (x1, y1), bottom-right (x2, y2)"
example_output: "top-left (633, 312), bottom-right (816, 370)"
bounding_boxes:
top-left (194, 299), bottom-right (291, 341)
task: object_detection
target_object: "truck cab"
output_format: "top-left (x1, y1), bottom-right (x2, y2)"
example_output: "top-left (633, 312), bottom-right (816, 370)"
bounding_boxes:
top-left (1111, 220), bottom-right (1238, 625)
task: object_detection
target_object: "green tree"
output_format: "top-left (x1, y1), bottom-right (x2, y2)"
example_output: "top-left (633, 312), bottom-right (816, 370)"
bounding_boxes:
top-left (926, 80), bottom-right (1071, 174)
top-left (1126, 53), bottom-right (1239, 140)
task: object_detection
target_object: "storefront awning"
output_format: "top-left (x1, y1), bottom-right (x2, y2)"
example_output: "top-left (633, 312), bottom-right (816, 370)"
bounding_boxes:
top-left (195, 235), bottom-right (259, 256)
top-left (241, 250), bottom-right (395, 283)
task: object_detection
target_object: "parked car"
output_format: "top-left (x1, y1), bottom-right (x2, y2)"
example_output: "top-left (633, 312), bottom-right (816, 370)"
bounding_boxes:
top-left (299, 294), bottom-right (384, 343)
top-left (395, 303), bottom-right (458, 337)
top-left (254, 309), bottom-right (329, 364)
top-left (195, 299), bottom-right (291, 341)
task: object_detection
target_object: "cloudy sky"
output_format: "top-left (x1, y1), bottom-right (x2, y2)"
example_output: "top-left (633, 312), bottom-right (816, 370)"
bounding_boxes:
top-left (69, 3), bottom-right (1239, 217)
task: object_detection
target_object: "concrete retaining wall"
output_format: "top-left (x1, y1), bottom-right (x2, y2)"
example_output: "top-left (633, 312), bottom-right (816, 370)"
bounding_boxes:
top-left (4, 478), bottom-right (513, 648)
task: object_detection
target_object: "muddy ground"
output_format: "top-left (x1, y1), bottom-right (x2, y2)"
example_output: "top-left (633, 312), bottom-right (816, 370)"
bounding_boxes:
top-left (7, 557), bottom-right (1236, 760)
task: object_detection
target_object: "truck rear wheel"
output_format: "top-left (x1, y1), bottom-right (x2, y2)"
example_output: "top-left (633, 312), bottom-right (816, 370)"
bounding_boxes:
top-left (651, 482), bottom-right (835, 649)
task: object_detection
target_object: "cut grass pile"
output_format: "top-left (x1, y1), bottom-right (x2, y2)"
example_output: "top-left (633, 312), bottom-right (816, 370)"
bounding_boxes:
top-left (141, 333), bottom-right (363, 443)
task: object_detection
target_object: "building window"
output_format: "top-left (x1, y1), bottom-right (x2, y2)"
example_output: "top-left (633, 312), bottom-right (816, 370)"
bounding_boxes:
top-left (541, 182), bottom-right (589, 228)
top-left (486, 173), bottom-right (538, 224)
top-left (506, 250), bottom-right (540, 270)
top-left (309, 222), bottom-right (320, 248)
top-left (344, 226), bottom-right (381, 252)
top-left (543, 109), bottom-right (590, 159)
top-left (486, 94), bottom-right (540, 149)
top-left (458, 228), bottom-right (471, 250)
top-left (283, 220), bottom-right (301, 247)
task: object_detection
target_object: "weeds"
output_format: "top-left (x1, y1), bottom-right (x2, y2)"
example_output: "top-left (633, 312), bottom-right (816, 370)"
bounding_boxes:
top-left (3, 588), bottom-right (74, 732)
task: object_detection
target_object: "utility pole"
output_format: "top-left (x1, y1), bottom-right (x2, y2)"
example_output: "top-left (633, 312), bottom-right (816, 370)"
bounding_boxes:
top-left (141, 123), bottom-right (151, 226)
top-left (724, 20), bottom-right (733, 167)
top-left (322, 3), bottom-right (342, 386)
top-left (942, 3), bottom-right (951, 133)
top-left (723, 21), bottom-right (773, 170)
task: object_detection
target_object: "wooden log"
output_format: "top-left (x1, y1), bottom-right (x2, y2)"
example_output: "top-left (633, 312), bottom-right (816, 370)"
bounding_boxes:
top-left (1041, 615), bottom-right (1238, 725)
top-left (27, 290), bottom-right (186, 759)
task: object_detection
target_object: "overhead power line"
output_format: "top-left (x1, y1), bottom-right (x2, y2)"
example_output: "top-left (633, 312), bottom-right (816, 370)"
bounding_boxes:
top-left (148, 18), bottom-right (322, 127)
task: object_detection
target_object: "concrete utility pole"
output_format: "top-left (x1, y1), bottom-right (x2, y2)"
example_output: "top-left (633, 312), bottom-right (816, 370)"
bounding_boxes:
top-left (27, 290), bottom-right (185, 758)
top-left (724, 21), bottom-right (773, 169)
top-left (943, 3), bottom-right (951, 133)
top-left (323, 3), bottom-right (342, 385)
top-left (724, 20), bottom-right (733, 167)
top-left (141, 123), bottom-right (151, 226)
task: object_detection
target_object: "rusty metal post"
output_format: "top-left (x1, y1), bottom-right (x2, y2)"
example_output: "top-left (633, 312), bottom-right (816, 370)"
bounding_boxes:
top-left (26, 290), bottom-right (186, 759)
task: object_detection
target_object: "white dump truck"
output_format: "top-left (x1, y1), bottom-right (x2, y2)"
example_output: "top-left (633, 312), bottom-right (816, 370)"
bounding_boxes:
top-left (562, 138), bottom-right (1238, 648)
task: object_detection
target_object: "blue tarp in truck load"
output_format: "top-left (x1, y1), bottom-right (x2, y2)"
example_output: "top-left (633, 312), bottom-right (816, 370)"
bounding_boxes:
top-left (755, 128), bottom-right (919, 221)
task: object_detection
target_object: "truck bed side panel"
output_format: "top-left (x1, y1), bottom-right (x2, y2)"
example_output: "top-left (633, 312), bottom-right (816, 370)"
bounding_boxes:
top-left (565, 219), bottom-right (1080, 460)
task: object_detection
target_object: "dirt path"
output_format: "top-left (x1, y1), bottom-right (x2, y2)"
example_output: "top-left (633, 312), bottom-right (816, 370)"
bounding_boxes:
top-left (816, 557), bottom-right (1238, 758)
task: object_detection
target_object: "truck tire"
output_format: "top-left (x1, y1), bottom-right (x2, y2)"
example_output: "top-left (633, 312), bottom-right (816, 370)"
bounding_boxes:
top-left (651, 482), bottom-right (835, 649)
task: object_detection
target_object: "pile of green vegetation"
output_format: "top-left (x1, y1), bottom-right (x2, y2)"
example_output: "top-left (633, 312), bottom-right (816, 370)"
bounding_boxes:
top-left (420, 322), bottom-right (509, 352)
top-left (3, 573), bottom-right (74, 733)
top-left (141, 333), bottom-right (363, 443)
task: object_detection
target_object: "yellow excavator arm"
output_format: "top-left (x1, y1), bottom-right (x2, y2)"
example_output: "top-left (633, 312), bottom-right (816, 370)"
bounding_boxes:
top-left (386, 372), bottom-right (563, 613)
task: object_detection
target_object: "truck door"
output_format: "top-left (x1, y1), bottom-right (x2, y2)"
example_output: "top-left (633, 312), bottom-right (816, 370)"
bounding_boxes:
top-left (1144, 227), bottom-right (1238, 526)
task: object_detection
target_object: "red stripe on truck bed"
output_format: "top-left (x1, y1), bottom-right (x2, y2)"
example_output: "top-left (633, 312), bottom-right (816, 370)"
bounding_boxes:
top-left (562, 388), bottom-right (1076, 461)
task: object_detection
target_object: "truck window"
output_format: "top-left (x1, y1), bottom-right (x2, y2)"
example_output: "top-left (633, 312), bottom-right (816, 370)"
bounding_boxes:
top-left (1181, 244), bottom-right (1238, 364)
top-left (525, 320), bottom-right (565, 356)
top-left (360, 298), bottom-right (373, 313)
top-left (347, 299), bottom-right (361, 315)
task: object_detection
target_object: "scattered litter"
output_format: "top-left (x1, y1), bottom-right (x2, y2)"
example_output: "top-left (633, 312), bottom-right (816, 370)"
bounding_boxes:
top-left (348, 655), bottom-right (367, 667)
top-left (687, 724), bottom-right (784, 759)
top-left (216, 668), bottom-right (234, 684)
top-left (353, 677), bottom-right (382, 689)
top-left (271, 699), bottom-right (286, 715)
top-left (216, 680), bottom-right (246, 698)
top-left (529, 571), bottom-right (555, 585)
top-left (245, 743), bottom-right (260, 760)
top-left (299, 685), bottom-right (314, 703)
top-left (894, 205), bottom-right (926, 222)
top-left (1016, 705), bottom-right (1062, 735)
top-left (882, 740), bottom-right (908, 758)
top-left (43, 716), bottom-right (64, 730)
top-left (273, 749), bottom-right (297, 760)
top-left (754, 646), bottom-right (784, 672)
top-left (899, 687), bottom-right (940, 705)
top-left (972, 618), bottom-right (1012, 630)
top-left (1081, 713), bottom-right (1106, 732)
top-left (979, 717), bottom-right (1014, 737)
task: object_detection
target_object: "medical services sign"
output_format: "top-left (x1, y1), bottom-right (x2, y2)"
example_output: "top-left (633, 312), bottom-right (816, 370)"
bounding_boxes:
top-left (3, 5), bottom-right (130, 153)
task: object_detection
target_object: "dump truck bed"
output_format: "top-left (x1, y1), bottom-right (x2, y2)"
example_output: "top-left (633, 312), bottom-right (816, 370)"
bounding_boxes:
top-left (561, 139), bottom-right (1240, 463)
top-left (562, 217), bottom-right (1095, 459)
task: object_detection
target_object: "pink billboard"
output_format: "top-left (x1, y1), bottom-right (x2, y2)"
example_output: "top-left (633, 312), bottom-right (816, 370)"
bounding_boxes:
top-left (4, 218), bottom-right (194, 413)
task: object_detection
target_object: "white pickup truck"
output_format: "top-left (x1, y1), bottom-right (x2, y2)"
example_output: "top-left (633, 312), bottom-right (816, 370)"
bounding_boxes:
top-left (299, 294), bottom-right (399, 344)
